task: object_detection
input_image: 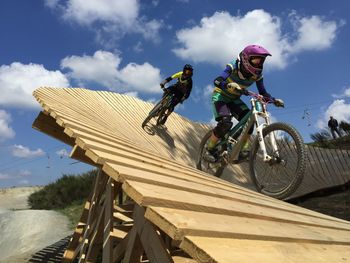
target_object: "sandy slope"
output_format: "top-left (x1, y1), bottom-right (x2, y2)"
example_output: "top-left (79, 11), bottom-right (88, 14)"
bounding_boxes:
top-left (0, 187), bottom-right (71, 262)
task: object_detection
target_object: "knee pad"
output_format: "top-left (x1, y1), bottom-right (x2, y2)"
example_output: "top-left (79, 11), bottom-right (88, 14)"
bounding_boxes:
top-left (213, 116), bottom-right (233, 138)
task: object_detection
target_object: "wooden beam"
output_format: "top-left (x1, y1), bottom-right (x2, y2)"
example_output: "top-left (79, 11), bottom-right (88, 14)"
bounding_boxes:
top-left (70, 145), bottom-right (99, 166)
top-left (122, 226), bottom-right (144, 263)
top-left (32, 111), bottom-right (75, 146)
top-left (102, 179), bottom-right (116, 263)
top-left (133, 205), bottom-right (174, 263)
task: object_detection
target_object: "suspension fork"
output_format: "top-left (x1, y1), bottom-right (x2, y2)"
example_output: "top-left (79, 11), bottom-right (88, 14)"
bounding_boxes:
top-left (255, 107), bottom-right (279, 162)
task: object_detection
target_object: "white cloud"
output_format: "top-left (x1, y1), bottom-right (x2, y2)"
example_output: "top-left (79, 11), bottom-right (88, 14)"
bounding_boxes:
top-left (61, 50), bottom-right (162, 93)
top-left (118, 62), bottom-right (162, 93)
top-left (173, 10), bottom-right (341, 68)
top-left (61, 50), bottom-right (121, 87)
top-left (46, 0), bottom-right (163, 43)
top-left (344, 87), bottom-right (350, 97)
top-left (0, 62), bottom-right (70, 109)
top-left (289, 14), bottom-right (341, 52)
top-left (11, 145), bottom-right (45, 158)
top-left (317, 99), bottom-right (350, 129)
top-left (63, 0), bottom-right (138, 27)
top-left (123, 91), bottom-right (139, 98)
top-left (0, 110), bottom-right (15, 142)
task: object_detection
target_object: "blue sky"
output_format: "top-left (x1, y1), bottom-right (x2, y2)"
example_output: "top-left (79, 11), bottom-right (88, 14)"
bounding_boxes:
top-left (1, 0), bottom-right (350, 188)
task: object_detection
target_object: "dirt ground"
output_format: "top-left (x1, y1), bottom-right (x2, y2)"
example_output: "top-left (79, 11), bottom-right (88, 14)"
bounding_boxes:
top-left (0, 187), bottom-right (71, 263)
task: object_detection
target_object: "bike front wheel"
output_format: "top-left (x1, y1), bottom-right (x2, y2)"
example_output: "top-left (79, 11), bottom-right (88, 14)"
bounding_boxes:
top-left (249, 122), bottom-right (306, 200)
top-left (196, 130), bottom-right (226, 177)
top-left (142, 100), bottom-right (163, 128)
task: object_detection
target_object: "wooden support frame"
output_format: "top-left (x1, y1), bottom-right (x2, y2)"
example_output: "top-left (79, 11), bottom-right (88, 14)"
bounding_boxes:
top-left (34, 87), bottom-right (350, 263)
top-left (115, 205), bottom-right (175, 263)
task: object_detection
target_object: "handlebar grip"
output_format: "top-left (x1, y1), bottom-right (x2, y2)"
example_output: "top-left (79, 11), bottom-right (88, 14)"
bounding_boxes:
top-left (241, 89), bottom-right (249, 96)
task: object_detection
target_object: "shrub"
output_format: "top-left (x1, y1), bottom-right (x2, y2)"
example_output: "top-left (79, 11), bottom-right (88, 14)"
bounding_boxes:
top-left (340, 121), bottom-right (350, 135)
top-left (28, 169), bottom-right (97, 209)
top-left (310, 129), bottom-right (331, 144)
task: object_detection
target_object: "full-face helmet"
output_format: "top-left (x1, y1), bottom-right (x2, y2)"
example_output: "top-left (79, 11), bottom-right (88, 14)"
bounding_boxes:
top-left (239, 45), bottom-right (271, 78)
top-left (182, 64), bottom-right (193, 79)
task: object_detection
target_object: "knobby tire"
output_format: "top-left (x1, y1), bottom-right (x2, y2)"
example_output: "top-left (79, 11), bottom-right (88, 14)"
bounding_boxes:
top-left (249, 122), bottom-right (306, 200)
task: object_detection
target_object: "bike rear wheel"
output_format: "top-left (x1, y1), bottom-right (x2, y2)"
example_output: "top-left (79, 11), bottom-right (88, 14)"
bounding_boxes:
top-left (196, 130), bottom-right (226, 177)
top-left (249, 122), bottom-right (306, 199)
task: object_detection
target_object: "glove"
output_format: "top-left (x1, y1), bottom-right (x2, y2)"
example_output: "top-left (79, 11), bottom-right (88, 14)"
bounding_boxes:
top-left (274, 98), bottom-right (285, 107)
top-left (226, 82), bottom-right (244, 95)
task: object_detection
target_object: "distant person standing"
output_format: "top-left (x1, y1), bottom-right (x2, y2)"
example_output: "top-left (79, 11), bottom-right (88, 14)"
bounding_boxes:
top-left (328, 116), bottom-right (342, 139)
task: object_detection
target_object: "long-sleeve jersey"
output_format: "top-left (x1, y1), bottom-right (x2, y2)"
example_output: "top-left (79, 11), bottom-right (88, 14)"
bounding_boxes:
top-left (163, 71), bottom-right (193, 100)
top-left (213, 59), bottom-right (272, 99)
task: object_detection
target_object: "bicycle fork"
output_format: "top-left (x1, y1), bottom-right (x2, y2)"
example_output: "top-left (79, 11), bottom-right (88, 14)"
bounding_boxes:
top-left (255, 118), bottom-right (280, 163)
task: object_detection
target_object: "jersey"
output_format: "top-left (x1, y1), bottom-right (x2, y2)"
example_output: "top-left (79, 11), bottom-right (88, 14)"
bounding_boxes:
top-left (213, 59), bottom-right (271, 99)
top-left (164, 71), bottom-right (193, 100)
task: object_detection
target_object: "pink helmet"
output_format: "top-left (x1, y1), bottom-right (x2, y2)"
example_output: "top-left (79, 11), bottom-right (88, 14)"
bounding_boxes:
top-left (239, 45), bottom-right (271, 78)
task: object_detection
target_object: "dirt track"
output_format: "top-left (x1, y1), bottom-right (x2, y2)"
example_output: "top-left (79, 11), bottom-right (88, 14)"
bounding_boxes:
top-left (0, 187), bottom-right (71, 263)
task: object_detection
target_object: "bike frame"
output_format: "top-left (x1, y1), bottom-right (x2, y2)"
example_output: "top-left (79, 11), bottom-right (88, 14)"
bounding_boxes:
top-left (217, 91), bottom-right (279, 163)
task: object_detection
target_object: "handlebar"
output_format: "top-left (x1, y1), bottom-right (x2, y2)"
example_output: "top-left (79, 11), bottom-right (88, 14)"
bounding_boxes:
top-left (244, 90), bottom-right (275, 104)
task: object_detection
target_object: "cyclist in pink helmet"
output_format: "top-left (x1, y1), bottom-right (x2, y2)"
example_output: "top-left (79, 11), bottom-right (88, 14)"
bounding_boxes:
top-left (204, 45), bottom-right (284, 162)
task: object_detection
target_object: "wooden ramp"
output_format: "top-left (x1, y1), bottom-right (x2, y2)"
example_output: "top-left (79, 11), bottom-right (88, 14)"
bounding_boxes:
top-left (32, 87), bottom-right (350, 262)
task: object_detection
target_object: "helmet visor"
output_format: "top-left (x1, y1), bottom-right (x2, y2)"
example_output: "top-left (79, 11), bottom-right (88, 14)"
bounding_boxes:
top-left (249, 56), bottom-right (265, 68)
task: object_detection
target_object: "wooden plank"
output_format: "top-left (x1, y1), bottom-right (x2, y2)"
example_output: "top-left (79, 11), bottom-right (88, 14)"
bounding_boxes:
top-left (180, 236), bottom-right (350, 263)
top-left (101, 152), bottom-right (326, 216)
top-left (335, 149), bottom-right (350, 173)
top-left (145, 206), bottom-right (350, 243)
top-left (74, 134), bottom-right (199, 175)
top-left (318, 148), bottom-right (337, 185)
top-left (110, 226), bottom-right (130, 241)
top-left (122, 180), bottom-right (350, 230)
top-left (113, 212), bottom-right (133, 224)
top-left (304, 146), bottom-right (324, 186)
top-left (328, 149), bottom-right (347, 184)
top-left (309, 147), bottom-right (332, 186)
top-left (70, 129), bottom-right (268, 200)
top-left (103, 162), bottom-right (348, 222)
top-left (172, 256), bottom-right (197, 263)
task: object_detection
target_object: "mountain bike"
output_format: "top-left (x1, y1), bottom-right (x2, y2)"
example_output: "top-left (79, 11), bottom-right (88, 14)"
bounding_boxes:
top-left (196, 91), bottom-right (306, 199)
top-left (142, 87), bottom-right (174, 128)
